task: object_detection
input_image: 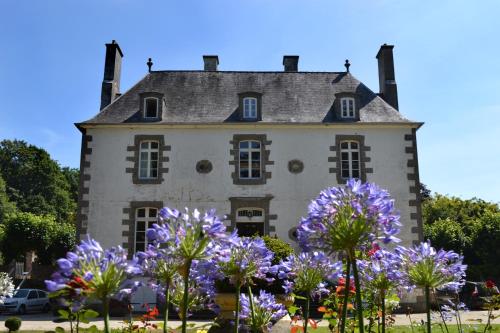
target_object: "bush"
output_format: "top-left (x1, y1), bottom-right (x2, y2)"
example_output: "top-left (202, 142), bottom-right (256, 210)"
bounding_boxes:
top-left (5, 317), bottom-right (21, 332)
top-left (262, 235), bottom-right (294, 265)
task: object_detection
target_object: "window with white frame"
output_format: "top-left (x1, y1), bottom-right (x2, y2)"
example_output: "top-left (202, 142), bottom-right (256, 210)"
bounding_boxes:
top-left (340, 141), bottom-right (360, 179)
top-left (239, 140), bottom-right (261, 179)
top-left (144, 97), bottom-right (159, 118)
top-left (139, 141), bottom-right (159, 179)
top-left (135, 207), bottom-right (157, 252)
top-left (243, 97), bottom-right (257, 119)
top-left (340, 97), bottom-right (355, 118)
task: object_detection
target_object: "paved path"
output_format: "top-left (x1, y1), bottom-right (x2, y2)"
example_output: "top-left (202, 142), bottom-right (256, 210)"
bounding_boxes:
top-left (0, 311), bottom-right (498, 331)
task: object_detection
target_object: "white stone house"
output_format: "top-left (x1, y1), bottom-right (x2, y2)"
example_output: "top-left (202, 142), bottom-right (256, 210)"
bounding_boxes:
top-left (76, 41), bottom-right (423, 256)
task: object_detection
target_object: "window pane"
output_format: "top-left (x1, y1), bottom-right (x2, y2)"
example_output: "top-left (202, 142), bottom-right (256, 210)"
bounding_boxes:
top-left (342, 169), bottom-right (350, 178)
top-left (352, 161), bottom-right (359, 170)
top-left (147, 221), bottom-right (155, 228)
top-left (151, 169), bottom-right (158, 178)
top-left (341, 152), bottom-right (349, 161)
top-left (251, 141), bottom-right (260, 149)
top-left (251, 169), bottom-right (261, 178)
top-left (148, 209), bottom-right (157, 218)
top-left (151, 161), bottom-right (158, 169)
top-left (136, 232), bottom-right (145, 242)
top-left (352, 170), bottom-right (360, 178)
top-left (341, 142), bottom-right (348, 149)
top-left (351, 142), bottom-right (358, 149)
top-left (240, 169), bottom-right (249, 178)
top-left (137, 209), bottom-right (146, 218)
top-left (151, 142), bottom-right (159, 149)
top-left (136, 242), bottom-right (145, 252)
top-left (141, 142), bottom-right (149, 149)
top-left (240, 141), bottom-right (249, 149)
top-left (251, 151), bottom-right (260, 161)
top-left (352, 152), bottom-right (359, 160)
top-left (140, 152), bottom-right (149, 160)
top-left (146, 99), bottom-right (158, 118)
top-left (240, 151), bottom-right (249, 161)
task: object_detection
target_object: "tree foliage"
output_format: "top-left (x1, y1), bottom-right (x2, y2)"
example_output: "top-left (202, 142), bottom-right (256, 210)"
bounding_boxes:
top-left (0, 139), bottom-right (77, 223)
top-left (423, 193), bottom-right (500, 281)
top-left (1, 212), bottom-right (76, 265)
top-left (0, 175), bottom-right (16, 224)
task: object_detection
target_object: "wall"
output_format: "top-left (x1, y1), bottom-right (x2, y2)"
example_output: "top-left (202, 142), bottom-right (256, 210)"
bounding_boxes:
top-left (82, 125), bottom-right (420, 251)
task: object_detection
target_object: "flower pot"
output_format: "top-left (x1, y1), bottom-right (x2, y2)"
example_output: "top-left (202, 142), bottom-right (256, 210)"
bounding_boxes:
top-left (214, 293), bottom-right (237, 319)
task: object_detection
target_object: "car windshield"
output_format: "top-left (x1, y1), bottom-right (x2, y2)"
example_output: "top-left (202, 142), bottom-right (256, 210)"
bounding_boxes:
top-left (12, 289), bottom-right (29, 298)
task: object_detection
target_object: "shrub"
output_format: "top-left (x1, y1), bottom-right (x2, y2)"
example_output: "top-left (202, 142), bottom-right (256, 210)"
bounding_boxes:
top-left (262, 235), bottom-right (294, 265)
top-left (5, 317), bottom-right (21, 332)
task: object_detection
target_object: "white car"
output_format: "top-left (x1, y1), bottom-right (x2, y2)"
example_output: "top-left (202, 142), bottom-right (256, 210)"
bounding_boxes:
top-left (0, 288), bottom-right (51, 314)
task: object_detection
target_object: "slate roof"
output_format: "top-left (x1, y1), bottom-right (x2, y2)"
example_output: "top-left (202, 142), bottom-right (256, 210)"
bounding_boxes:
top-left (80, 71), bottom-right (418, 125)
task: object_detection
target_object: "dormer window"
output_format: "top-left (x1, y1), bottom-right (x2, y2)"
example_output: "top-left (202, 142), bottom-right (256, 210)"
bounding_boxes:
top-left (243, 97), bottom-right (257, 119)
top-left (341, 97), bottom-right (355, 118)
top-left (144, 97), bottom-right (159, 118)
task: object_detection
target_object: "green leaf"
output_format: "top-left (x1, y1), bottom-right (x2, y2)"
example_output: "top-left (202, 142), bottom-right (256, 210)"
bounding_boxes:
top-left (288, 305), bottom-right (300, 315)
top-left (81, 309), bottom-right (99, 319)
top-left (55, 327), bottom-right (65, 333)
top-left (57, 309), bottom-right (70, 319)
top-left (86, 325), bottom-right (99, 333)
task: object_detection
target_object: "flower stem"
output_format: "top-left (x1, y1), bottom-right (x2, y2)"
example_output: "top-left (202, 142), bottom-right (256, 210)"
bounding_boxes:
top-left (103, 297), bottom-right (110, 333)
top-left (234, 284), bottom-right (241, 333)
top-left (433, 290), bottom-right (449, 333)
top-left (181, 259), bottom-right (192, 333)
top-left (381, 290), bottom-right (385, 333)
top-left (304, 294), bottom-right (311, 333)
top-left (351, 253), bottom-right (364, 333)
top-left (247, 285), bottom-right (256, 332)
top-left (425, 286), bottom-right (431, 333)
top-left (340, 257), bottom-right (351, 333)
top-left (164, 281), bottom-right (170, 333)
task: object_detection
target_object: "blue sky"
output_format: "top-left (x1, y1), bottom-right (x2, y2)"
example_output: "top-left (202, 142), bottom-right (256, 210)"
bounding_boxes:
top-left (0, 0), bottom-right (499, 203)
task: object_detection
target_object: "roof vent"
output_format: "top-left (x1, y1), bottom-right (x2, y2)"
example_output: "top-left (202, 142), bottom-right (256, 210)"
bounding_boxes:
top-left (203, 55), bottom-right (219, 71)
top-left (283, 55), bottom-right (299, 72)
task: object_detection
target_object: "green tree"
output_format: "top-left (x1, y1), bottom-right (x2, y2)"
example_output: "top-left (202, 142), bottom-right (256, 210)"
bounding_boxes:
top-left (1, 212), bottom-right (76, 265)
top-left (0, 175), bottom-right (16, 224)
top-left (423, 193), bottom-right (500, 281)
top-left (0, 140), bottom-right (76, 222)
top-left (61, 167), bottom-right (79, 204)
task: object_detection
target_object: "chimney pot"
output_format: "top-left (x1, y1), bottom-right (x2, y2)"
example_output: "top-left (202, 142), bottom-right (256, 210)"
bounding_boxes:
top-left (283, 55), bottom-right (299, 72)
top-left (203, 55), bottom-right (219, 71)
top-left (376, 44), bottom-right (398, 110)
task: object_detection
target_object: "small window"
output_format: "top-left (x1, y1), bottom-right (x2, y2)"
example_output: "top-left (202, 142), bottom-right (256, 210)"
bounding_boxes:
top-left (239, 140), bottom-right (261, 179)
top-left (341, 97), bottom-right (355, 118)
top-left (135, 207), bottom-right (158, 252)
top-left (28, 290), bottom-right (37, 299)
top-left (340, 141), bottom-right (360, 179)
top-left (139, 141), bottom-right (159, 179)
top-left (243, 97), bottom-right (257, 119)
top-left (144, 98), bottom-right (159, 118)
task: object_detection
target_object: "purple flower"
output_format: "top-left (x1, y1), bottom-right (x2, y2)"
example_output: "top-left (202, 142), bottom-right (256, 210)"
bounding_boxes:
top-left (277, 251), bottom-right (342, 298)
top-left (297, 179), bottom-right (401, 253)
top-left (357, 247), bottom-right (407, 291)
top-left (397, 241), bottom-right (467, 291)
top-left (240, 290), bottom-right (287, 331)
top-left (216, 236), bottom-right (277, 286)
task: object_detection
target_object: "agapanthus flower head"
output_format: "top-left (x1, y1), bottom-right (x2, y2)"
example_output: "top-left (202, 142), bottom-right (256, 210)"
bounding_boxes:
top-left (0, 272), bottom-right (14, 304)
top-left (146, 207), bottom-right (227, 267)
top-left (277, 251), bottom-right (342, 298)
top-left (217, 235), bottom-right (276, 287)
top-left (396, 240), bottom-right (467, 291)
top-left (45, 236), bottom-right (140, 301)
top-left (297, 179), bottom-right (401, 253)
top-left (239, 290), bottom-right (287, 331)
top-left (358, 247), bottom-right (406, 292)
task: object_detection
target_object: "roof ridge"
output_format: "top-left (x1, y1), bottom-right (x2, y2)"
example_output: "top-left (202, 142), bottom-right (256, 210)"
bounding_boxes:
top-left (149, 70), bottom-right (347, 74)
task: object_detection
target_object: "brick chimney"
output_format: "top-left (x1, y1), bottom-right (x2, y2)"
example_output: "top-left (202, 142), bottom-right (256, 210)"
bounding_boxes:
top-left (100, 40), bottom-right (123, 110)
top-left (203, 55), bottom-right (219, 71)
top-left (283, 55), bottom-right (299, 72)
top-left (376, 44), bottom-right (398, 110)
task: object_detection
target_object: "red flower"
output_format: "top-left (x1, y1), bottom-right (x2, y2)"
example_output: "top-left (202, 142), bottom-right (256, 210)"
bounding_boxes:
top-left (368, 243), bottom-right (381, 257)
top-left (485, 280), bottom-right (496, 289)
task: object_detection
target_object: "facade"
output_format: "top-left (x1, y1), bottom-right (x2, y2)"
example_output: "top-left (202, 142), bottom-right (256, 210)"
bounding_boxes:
top-left (76, 41), bottom-right (424, 256)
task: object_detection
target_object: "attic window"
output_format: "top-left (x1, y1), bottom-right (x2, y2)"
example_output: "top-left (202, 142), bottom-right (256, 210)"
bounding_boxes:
top-left (144, 98), bottom-right (159, 118)
top-left (243, 97), bottom-right (257, 119)
top-left (341, 97), bottom-right (355, 118)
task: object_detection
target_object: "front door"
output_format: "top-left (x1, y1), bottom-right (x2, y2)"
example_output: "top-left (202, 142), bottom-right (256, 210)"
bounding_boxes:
top-left (236, 208), bottom-right (265, 237)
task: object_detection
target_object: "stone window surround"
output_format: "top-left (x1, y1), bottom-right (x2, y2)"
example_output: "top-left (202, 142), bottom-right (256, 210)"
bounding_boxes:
top-left (139, 92), bottom-right (164, 121)
top-left (238, 92), bottom-right (262, 121)
top-left (405, 129), bottom-right (424, 245)
top-left (227, 196), bottom-right (277, 235)
top-left (329, 134), bottom-right (372, 183)
top-left (122, 201), bottom-right (163, 258)
top-left (229, 134), bottom-right (273, 185)
top-left (334, 92), bottom-right (361, 121)
top-left (126, 135), bottom-right (170, 184)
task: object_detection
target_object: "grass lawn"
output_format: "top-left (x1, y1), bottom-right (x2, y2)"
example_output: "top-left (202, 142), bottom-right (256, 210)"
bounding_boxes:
top-left (11, 325), bottom-right (500, 332)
